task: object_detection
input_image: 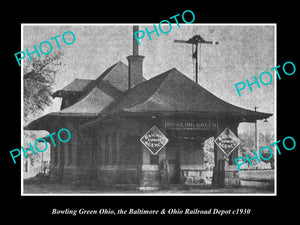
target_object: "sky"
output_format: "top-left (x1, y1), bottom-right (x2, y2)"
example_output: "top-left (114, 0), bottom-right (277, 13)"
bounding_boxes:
top-left (22, 24), bottom-right (276, 136)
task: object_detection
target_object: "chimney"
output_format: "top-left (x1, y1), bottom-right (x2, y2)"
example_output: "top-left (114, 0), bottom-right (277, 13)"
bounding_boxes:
top-left (127, 25), bottom-right (145, 90)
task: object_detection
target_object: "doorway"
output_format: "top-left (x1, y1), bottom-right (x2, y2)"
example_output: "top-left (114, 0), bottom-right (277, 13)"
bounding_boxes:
top-left (166, 129), bottom-right (215, 185)
top-left (167, 137), bottom-right (182, 184)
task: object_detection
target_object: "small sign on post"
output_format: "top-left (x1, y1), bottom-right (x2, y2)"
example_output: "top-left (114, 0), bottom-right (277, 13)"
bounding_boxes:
top-left (214, 127), bottom-right (241, 157)
top-left (140, 126), bottom-right (169, 155)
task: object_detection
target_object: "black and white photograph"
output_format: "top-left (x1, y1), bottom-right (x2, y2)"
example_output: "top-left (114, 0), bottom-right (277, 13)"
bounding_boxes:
top-left (21, 24), bottom-right (276, 195)
top-left (3, 4), bottom-right (299, 220)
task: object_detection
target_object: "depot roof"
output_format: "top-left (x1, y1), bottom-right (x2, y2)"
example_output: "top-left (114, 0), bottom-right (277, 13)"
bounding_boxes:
top-left (52, 61), bottom-right (129, 98)
top-left (53, 78), bottom-right (93, 95)
top-left (102, 68), bottom-right (271, 117)
top-left (25, 61), bottom-right (128, 130)
top-left (25, 65), bottom-right (272, 131)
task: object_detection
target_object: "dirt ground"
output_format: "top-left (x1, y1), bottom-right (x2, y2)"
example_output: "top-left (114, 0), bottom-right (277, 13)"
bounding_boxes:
top-left (23, 177), bottom-right (274, 195)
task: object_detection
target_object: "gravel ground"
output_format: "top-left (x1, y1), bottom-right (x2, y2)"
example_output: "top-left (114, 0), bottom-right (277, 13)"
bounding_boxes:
top-left (23, 177), bottom-right (274, 195)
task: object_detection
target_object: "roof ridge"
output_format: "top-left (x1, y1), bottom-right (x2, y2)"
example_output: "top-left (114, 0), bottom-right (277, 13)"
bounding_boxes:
top-left (73, 78), bottom-right (94, 81)
top-left (131, 68), bottom-right (173, 96)
top-left (126, 68), bottom-right (189, 112)
top-left (100, 70), bottom-right (170, 114)
top-left (96, 61), bottom-right (127, 81)
top-left (76, 61), bottom-right (126, 99)
top-left (96, 79), bottom-right (124, 99)
top-left (150, 67), bottom-right (186, 93)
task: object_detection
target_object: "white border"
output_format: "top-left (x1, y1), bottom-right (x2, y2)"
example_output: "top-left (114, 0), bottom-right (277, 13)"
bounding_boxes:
top-left (21, 23), bottom-right (277, 196)
top-left (21, 23), bottom-right (24, 196)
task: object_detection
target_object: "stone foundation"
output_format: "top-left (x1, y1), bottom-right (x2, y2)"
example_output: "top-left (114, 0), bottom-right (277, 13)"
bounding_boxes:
top-left (181, 165), bottom-right (213, 185)
top-left (139, 165), bottom-right (160, 190)
top-left (225, 165), bottom-right (241, 187)
top-left (96, 165), bottom-right (139, 186)
top-left (49, 163), bottom-right (241, 189)
top-left (49, 165), bottom-right (80, 183)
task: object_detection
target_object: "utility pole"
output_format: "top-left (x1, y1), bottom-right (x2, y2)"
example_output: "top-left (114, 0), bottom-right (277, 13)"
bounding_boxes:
top-left (254, 106), bottom-right (258, 152)
top-left (174, 35), bottom-right (218, 84)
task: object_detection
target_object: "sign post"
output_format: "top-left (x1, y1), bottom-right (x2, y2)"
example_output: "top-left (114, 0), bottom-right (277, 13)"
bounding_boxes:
top-left (213, 127), bottom-right (241, 188)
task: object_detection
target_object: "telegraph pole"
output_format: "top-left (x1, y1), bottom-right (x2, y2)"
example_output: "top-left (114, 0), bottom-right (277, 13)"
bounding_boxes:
top-left (254, 106), bottom-right (258, 152)
top-left (174, 35), bottom-right (218, 84)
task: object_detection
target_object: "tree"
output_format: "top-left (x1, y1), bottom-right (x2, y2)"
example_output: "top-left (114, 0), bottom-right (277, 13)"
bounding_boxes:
top-left (239, 131), bottom-right (275, 169)
top-left (258, 133), bottom-right (275, 169)
top-left (23, 51), bottom-right (63, 178)
top-left (23, 50), bottom-right (63, 120)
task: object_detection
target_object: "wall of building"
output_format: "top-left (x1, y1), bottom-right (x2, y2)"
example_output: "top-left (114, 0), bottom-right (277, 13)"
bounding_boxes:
top-left (49, 121), bottom-right (82, 183)
top-left (48, 116), bottom-right (242, 188)
top-left (95, 117), bottom-right (144, 186)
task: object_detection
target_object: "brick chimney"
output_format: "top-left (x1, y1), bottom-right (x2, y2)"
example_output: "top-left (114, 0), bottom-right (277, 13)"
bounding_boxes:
top-left (127, 25), bottom-right (145, 90)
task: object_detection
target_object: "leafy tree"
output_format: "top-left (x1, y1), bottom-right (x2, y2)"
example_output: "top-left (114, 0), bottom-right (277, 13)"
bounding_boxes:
top-left (23, 50), bottom-right (63, 120)
top-left (239, 131), bottom-right (274, 169)
top-left (239, 132), bottom-right (256, 166)
top-left (23, 50), bottom-right (63, 175)
top-left (258, 133), bottom-right (275, 168)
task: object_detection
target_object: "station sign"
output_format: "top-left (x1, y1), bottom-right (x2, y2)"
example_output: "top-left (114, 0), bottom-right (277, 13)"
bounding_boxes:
top-left (214, 127), bottom-right (241, 156)
top-left (140, 126), bottom-right (169, 155)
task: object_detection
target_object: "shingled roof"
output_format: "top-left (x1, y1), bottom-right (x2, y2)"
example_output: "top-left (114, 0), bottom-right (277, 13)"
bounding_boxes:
top-left (52, 79), bottom-right (93, 97)
top-left (52, 61), bottom-right (129, 99)
top-left (97, 67), bottom-right (272, 121)
top-left (25, 61), bottom-right (130, 130)
top-left (59, 82), bottom-right (122, 114)
top-left (25, 65), bottom-right (272, 131)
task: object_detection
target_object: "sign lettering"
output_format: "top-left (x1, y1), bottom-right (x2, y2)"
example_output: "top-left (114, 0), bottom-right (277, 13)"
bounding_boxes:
top-left (165, 120), bottom-right (218, 130)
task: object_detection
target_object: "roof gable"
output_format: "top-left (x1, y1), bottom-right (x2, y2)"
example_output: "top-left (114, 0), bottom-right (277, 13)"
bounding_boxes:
top-left (52, 79), bottom-right (93, 98)
top-left (60, 78), bottom-right (93, 92)
top-left (52, 61), bottom-right (128, 115)
top-left (101, 69), bottom-right (170, 114)
top-left (59, 86), bottom-right (115, 114)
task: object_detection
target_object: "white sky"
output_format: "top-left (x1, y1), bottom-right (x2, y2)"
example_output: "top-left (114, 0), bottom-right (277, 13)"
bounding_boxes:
top-left (22, 24), bottom-right (276, 135)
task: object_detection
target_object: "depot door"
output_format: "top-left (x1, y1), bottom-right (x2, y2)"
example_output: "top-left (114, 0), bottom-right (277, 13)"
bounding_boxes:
top-left (166, 136), bottom-right (182, 184)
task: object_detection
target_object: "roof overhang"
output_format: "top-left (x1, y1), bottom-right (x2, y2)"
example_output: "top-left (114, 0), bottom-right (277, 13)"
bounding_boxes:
top-left (79, 110), bottom-right (273, 131)
top-left (24, 112), bottom-right (99, 131)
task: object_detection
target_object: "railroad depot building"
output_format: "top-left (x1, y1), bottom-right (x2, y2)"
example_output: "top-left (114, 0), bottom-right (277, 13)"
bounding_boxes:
top-left (25, 27), bottom-right (272, 189)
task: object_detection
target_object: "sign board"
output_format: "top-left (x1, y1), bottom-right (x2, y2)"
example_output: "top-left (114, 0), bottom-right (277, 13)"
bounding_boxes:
top-left (165, 120), bottom-right (218, 130)
top-left (140, 126), bottom-right (169, 155)
top-left (214, 127), bottom-right (241, 157)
